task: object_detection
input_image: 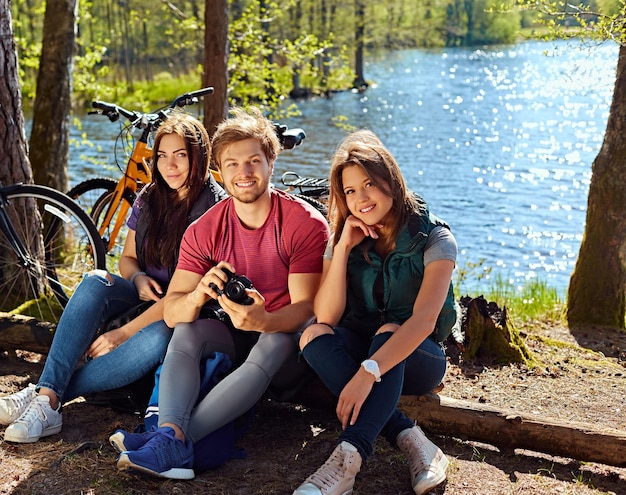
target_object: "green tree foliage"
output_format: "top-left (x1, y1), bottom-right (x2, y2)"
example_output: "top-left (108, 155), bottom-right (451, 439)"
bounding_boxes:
top-left (12, 0), bottom-right (531, 112)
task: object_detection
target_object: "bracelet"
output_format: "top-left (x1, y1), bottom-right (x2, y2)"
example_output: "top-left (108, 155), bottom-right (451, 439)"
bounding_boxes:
top-left (130, 271), bottom-right (147, 285)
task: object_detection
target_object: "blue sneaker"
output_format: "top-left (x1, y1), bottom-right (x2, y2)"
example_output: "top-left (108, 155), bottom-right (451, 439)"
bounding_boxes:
top-left (109, 427), bottom-right (160, 453)
top-left (116, 426), bottom-right (195, 480)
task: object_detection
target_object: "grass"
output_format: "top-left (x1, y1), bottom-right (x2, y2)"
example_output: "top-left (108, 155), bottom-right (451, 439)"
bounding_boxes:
top-left (460, 271), bottom-right (565, 324)
top-left (77, 71), bottom-right (205, 113)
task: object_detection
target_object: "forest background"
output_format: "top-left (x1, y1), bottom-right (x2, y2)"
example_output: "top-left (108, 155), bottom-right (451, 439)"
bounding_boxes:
top-left (13, 0), bottom-right (545, 113)
top-left (6, 0), bottom-right (626, 329)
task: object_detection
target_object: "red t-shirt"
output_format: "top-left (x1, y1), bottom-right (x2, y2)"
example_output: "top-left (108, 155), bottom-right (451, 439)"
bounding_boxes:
top-left (177, 189), bottom-right (329, 313)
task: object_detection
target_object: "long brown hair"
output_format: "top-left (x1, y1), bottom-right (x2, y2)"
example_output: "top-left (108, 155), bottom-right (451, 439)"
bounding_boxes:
top-left (328, 130), bottom-right (417, 257)
top-left (142, 111), bottom-right (210, 269)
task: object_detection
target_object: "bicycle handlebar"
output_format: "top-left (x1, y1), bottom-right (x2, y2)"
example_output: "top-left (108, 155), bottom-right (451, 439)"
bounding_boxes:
top-left (278, 127), bottom-right (306, 149)
top-left (90, 86), bottom-right (215, 128)
top-left (171, 87), bottom-right (215, 108)
top-left (90, 87), bottom-right (305, 148)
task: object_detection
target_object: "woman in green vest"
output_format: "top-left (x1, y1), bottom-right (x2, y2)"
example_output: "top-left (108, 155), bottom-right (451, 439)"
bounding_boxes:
top-left (293, 130), bottom-right (457, 495)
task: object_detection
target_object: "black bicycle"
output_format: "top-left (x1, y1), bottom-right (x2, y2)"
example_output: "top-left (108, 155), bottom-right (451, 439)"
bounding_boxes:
top-left (0, 182), bottom-right (106, 323)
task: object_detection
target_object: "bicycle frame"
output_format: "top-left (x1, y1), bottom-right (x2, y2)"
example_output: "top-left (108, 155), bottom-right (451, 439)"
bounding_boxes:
top-left (98, 133), bottom-right (152, 253)
top-left (79, 88), bottom-right (316, 254)
top-left (85, 87), bottom-right (217, 253)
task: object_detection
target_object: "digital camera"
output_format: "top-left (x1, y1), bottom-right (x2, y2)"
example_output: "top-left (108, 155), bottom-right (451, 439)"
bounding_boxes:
top-left (209, 269), bottom-right (254, 305)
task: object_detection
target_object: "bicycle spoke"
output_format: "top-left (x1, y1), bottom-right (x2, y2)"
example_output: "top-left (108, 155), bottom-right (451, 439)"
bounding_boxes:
top-left (0, 185), bottom-right (105, 324)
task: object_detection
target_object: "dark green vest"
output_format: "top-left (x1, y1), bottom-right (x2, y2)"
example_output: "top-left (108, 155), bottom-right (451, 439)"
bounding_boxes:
top-left (341, 201), bottom-right (457, 343)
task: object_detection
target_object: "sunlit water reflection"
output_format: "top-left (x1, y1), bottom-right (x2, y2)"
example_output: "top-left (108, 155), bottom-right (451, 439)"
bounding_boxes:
top-left (276, 39), bottom-right (616, 296)
top-left (68, 39), bottom-right (617, 296)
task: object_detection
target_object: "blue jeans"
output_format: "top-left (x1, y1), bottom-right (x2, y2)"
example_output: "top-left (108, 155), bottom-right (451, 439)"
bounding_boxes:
top-left (37, 270), bottom-right (174, 402)
top-left (301, 327), bottom-right (446, 461)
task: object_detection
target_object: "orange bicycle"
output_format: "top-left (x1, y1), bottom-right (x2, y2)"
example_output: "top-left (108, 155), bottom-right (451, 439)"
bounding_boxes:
top-left (68, 90), bottom-right (327, 270)
top-left (67, 88), bottom-right (215, 270)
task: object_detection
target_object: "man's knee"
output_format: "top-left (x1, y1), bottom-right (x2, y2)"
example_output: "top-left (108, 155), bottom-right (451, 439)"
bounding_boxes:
top-left (299, 322), bottom-right (334, 350)
top-left (171, 319), bottom-right (235, 358)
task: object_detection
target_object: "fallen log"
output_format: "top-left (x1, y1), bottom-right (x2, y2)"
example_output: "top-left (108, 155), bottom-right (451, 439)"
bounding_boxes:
top-left (0, 312), bottom-right (54, 355)
top-left (399, 393), bottom-right (626, 468)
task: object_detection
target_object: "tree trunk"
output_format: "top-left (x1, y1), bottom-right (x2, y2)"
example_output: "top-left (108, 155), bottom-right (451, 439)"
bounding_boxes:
top-left (400, 394), bottom-right (626, 468)
top-left (0, 1), bottom-right (45, 311)
top-left (0, 4), bottom-right (32, 186)
top-left (204, 0), bottom-right (229, 137)
top-left (353, 0), bottom-right (366, 89)
top-left (29, 0), bottom-right (76, 192)
top-left (567, 45), bottom-right (626, 330)
top-left (461, 296), bottom-right (537, 367)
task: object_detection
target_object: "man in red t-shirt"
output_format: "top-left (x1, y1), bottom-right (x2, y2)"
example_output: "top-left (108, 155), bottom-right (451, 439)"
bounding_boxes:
top-left (111, 107), bottom-right (330, 480)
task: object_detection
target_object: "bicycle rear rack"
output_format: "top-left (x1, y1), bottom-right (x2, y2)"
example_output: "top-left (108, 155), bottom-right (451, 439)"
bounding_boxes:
top-left (281, 172), bottom-right (329, 190)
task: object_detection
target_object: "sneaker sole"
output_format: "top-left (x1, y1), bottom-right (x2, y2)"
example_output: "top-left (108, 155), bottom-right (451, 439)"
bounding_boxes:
top-left (413, 455), bottom-right (449, 495)
top-left (109, 432), bottom-right (128, 453)
top-left (293, 484), bottom-right (353, 495)
top-left (4, 424), bottom-right (62, 444)
top-left (117, 453), bottom-right (195, 480)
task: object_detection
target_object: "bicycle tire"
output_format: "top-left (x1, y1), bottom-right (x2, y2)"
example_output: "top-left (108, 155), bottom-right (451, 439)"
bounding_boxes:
top-left (291, 193), bottom-right (328, 218)
top-left (89, 188), bottom-right (129, 272)
top-left (67, 177), bottom-right (136, 272)
top-left (67, 177), bottom-right (120, 215)
top-left (0, 184), bottom-right (106, 324)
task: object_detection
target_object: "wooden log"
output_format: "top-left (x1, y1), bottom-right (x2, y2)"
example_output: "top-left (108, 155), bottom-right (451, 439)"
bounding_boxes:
top-left (0, 312), bottom-right (53, 354)
top-left (399, 393), bottom-right (626, 467)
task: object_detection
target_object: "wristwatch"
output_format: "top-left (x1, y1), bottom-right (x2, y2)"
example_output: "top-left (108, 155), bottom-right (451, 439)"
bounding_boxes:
top-left (361, 359), bottom-right (381, 382)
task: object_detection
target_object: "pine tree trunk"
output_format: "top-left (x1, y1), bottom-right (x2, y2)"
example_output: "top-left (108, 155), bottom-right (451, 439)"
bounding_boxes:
top-left (567, 45), bottom-right (626, 329)
top-left (0, 3), bottom-right (31, 185)
top-left (0, 1), bottom-right (44, 311)
top-left (29, 0), bottom-right (76, 192)
top-left (203, 0), bottom-right (229, 136)
top-left (353, 0), bottom-right (366, 89)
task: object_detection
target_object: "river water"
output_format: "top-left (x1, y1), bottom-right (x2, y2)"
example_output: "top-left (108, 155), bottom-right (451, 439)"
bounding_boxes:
top-left (68, 39), bottom-right (618, 296)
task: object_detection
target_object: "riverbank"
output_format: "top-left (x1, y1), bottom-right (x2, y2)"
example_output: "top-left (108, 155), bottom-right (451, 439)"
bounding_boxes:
top-left (1, 315), bottom-right (624, 494)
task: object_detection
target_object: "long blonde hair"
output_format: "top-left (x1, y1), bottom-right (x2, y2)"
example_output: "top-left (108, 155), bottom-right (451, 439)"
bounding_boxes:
top-left (328, 130), bottom-right (416, 257)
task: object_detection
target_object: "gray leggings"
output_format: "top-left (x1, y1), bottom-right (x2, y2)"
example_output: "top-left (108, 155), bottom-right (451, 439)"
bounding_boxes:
top-left (157, 318), bottom-right (305, 443)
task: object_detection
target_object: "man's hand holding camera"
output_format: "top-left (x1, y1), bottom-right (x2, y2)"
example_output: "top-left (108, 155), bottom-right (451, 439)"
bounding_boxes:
top-left (198, 262), bottom-right (266, 331)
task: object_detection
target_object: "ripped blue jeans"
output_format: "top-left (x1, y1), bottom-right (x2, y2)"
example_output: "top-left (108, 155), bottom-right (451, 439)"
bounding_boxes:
top-left (37, 270), bottom-right (173, 402)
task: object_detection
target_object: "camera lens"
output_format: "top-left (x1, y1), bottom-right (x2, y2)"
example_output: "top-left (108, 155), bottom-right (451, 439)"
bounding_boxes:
top-left (224, 280), bottom-right (246, 302)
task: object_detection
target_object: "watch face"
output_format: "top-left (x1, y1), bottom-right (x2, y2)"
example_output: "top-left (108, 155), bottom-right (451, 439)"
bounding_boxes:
top-left (362, 360), bottom-right (380, 380)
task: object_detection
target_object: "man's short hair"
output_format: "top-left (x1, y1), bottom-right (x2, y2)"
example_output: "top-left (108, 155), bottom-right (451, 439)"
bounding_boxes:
top-left (211, 107), bottom-right (281, 169)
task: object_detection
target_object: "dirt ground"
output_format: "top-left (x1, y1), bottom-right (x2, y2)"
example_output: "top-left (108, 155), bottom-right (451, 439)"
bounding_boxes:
top-left (1, 315), bottom-right (625, 495)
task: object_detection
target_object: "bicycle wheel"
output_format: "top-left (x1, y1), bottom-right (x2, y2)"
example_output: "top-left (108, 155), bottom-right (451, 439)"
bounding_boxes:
top-left (67, 177), bottom-right (135, 272)
top-left (67, 177), bottom-right (119, 216)
top-left (0, 184), bottom-right (106, 323)
top-left (291, 193), bottom-right (328, 218)
top-left (89, 188), bottom-right (129, 272)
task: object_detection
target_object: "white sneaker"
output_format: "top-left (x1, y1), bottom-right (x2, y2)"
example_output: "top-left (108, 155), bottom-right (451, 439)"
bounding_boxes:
top-left (293, 441), bottom-right (362, 495)
top-left (0, 384), bottom-right (37, 425)
top-left (397, 425), bottom-right (448, 495)
top-left (4, 395), bottom-right (62, 443)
